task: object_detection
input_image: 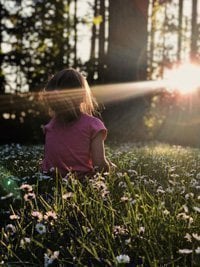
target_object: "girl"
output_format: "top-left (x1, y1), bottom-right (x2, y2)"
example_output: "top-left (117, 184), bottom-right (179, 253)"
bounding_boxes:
top-left (41, 68), bottom-right (113, 178)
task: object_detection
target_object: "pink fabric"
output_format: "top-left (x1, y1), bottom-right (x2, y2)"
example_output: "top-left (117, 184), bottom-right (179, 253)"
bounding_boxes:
top-left (41, 113), bottom-right (107, 176)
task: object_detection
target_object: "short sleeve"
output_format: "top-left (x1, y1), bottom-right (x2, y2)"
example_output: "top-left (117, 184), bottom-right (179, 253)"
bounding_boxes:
top-left (90, 117), bottom-right (107, 140)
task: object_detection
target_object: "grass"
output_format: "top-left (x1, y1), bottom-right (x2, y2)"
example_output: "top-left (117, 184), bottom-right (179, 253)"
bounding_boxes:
top-left (0, 143), bottom-right (200, 266)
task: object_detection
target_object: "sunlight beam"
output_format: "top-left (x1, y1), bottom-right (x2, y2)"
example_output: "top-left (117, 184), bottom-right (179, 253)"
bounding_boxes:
top-left (92, 80), bottom-right (165, 104)
top-left (0, 80), bottom-right (166, 114)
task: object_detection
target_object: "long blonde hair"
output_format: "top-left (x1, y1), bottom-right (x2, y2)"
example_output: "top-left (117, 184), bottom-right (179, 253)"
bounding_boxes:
top-left (43, 68), bottom-right (98, 124)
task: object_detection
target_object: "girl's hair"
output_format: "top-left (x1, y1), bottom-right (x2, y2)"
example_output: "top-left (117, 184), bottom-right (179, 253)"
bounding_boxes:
top-left (44, 68), bottom-right (98, 124)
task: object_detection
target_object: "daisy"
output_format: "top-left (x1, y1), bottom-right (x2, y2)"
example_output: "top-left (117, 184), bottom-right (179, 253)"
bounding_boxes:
top-left (20, 237), bottom-right (31, 248)
top-left (24, 192), bottom-right (36, 201)
top-left (32, 211), bottom-right (43, 221)
top-left (9, 214), bottom-right (20, 220)
top-left (193, 206), bottom-right (200, 213)
top-left (195, 247), bottom-right (200, 254)
top-left (35, 223), bottom-right (46, 234)
top-left (5, 224), bottom-right (16, 234)
top-left (178, 249), bottom-right (193, 254)
top-left (62, 192), bottom-right (74, 200)
top-left (192, 233), bottom-right (200, 241)
top-left (20, 184), bottom-right (33, 192)
top-left (44, 250), bottom-right (59, 267)
top-left (116, 254), bottom-right (130, 264)
top-left (44, 211), bottom-right (57, 221)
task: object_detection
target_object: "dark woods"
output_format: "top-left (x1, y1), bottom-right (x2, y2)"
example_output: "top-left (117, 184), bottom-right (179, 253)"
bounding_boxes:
top-left (0, 0), bottom-right (200, 145)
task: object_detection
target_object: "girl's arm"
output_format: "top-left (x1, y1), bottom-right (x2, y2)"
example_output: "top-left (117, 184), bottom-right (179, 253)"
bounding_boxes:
top-left (91, 132), bottom-right (116, 172)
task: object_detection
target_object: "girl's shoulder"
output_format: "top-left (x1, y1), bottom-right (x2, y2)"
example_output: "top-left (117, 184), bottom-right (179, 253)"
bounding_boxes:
top-left (80, 113), bottom-right (104, 124)
top-left (80, 113), bottom-right (107, 135)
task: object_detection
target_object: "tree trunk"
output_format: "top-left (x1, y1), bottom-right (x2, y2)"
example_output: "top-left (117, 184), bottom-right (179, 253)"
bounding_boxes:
top-left (88, 0), bottom-right (99, 82)
top-left (191, 0), bottom-right (198, 61)
top-left (98, 0), bottom-right (106, 82)
top-left (177, 0), bottom-right (183, 61)
top-left (105, 0), bottom-right (148, 83)
top-left (74, 0), bottom-right (78, 66)
top-left (0, 3), bottom-right (6, 93)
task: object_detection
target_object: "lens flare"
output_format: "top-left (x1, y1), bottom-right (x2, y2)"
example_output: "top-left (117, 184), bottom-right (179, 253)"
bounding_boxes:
top-left (164, 62), bottom-right (200, 94)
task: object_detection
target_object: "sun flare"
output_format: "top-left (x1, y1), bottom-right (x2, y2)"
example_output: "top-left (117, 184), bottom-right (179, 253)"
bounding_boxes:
top-left (164, 62), bottom-right (200, 94)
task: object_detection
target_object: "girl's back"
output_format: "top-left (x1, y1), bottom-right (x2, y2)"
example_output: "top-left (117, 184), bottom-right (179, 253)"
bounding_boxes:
top-left (42, 113), bottom-right (107, 177)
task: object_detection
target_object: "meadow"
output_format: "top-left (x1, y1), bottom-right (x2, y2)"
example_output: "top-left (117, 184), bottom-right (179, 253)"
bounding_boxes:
top-left (0, 143), bottom-right (200, 267)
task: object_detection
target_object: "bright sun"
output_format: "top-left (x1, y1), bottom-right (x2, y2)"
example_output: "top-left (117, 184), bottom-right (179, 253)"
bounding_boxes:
top-left (164, 62), bottom-right (200, 94)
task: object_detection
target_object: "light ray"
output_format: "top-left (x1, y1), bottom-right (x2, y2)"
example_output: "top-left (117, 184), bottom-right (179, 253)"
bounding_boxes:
top-left (0, 80), bottom-right (166, 114)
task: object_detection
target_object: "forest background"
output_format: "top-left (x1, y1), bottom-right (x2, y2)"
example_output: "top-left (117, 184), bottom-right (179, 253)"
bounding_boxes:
top-left (0, 0), bottom-right (200, 146)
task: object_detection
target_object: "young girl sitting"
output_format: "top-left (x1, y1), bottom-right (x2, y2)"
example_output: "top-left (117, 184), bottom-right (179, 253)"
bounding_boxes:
top-left (41, 68), bottom-right (114, 178)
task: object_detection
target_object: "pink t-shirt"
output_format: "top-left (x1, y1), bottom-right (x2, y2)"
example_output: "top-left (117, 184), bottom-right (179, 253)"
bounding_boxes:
top-left (41, 113), bottom-right (107, 176)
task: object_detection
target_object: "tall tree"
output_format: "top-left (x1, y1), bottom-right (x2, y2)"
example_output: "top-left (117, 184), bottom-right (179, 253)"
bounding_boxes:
top-left (177, 0), bottom-right (183, 61)
top-left (98, 0), bottom-right (106, 82)
top-left (105, 0), bottom-right (148, 82)
top-left (191, 0), bottom-right (198, 61)
top-left (0, 2), bottom-right (7, 93)
top-left (87, 0), bottom-right (99, 82)
top-left (73, 0), bottom-right (78, 65)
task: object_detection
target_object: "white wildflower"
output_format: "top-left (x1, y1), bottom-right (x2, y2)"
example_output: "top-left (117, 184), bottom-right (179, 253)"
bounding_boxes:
top-left (130, 199), bottom-right (136, 205)
top-left (125, 238), bottom-right (131, 245)
top-left (20, 184), bottom-right (33, 192)
top-left (192, 233), bottom-right (200, 241)
top-left (20, 237), bottom-right (31, 248)
top-left (120, 196), bottom-right (129, 202)
top-left (82, 226), bottom-right (92, 234)
top-left (116, 254), bottom-right (130, 264)
top-left (170, 173), bottom-right (179, 178)
top-left (185, 193), bottom-right (194, 200)
top-left (101, 189), bottom-right (110, 199)
top-left (44, 211), bottom-right (57, 221)
top-left (117, 172), bottom-right (124, 178)
top-left (166, 187), bottom-right (174, 193)
top-left (193, 206), bottom-right (200, 213)
top-left (190, 179), bottom-right (198, 187)
top-left (9, 214), bottom-right (20, 220)
top-left (195, 247), bottom-right (200, 254)
top-left (127, 169), bottom-right (138, 176)
top-left (32, 211), bottom-right (43, 222)
top-left (113, 225), bottom-right (128, 236)
top-left (139, 226), bottom-right (145, 234)
top-left (182, 204), bottom-right (189, 213)
top-left (118, 181), bottom-right (127, 188)
top-left (35, 223), bottom-right (46, 234)
top-left (62, 192), bottom-right (74, 200)
top-left (156, 187), bottom-right (165, 194)
top-left (184, 233), bottom-right (192, 242)
top-left (169, 166), bottom-right (176, 173)
top-left (44, 250), bottom-right (59, 267)
top-left (163, 209), bottom-right (170, 216)
top-left (189, 217), bottom-right (194, 226)
top-left (177, 213), bottom-right (190, 221)
top-left (168, 180), bottom-right (177, 186)
top-left (5, 224), bottom-right (16, 234)
top-left (178, 249), bottom-right (193, 254)
top-left (24, 192), bottom-right (36, 201)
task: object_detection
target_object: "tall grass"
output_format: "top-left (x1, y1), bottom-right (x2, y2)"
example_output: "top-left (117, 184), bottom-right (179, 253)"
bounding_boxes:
top-left (0, 143), bottom-right (200, 266)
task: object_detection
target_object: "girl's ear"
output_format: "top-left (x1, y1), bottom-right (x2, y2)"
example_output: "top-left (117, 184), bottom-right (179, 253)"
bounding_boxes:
top-left (48, 107), bottom-right (55, 118)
